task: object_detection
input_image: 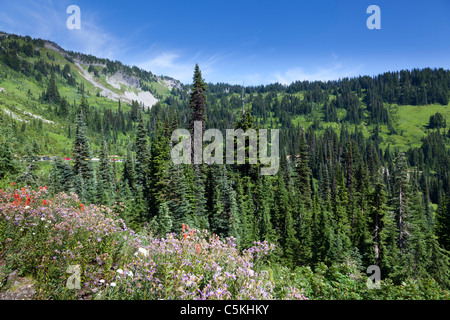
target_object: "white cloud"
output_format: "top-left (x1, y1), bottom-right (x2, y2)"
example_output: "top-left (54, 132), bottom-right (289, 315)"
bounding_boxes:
top-left (135, 50), bottom-right (222, 84)
top-left (272, 61), bottom-right (364, 85)
top-left (0, 0), bottom-right (124, 60)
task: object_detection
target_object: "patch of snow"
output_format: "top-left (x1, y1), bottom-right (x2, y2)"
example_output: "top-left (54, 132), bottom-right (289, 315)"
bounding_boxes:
top-left (22, 111), bottom-right (54, 124)
top-left (122, 90), bottom-right (158, 109)
top-left (3, 109), bottom-right (26, 122)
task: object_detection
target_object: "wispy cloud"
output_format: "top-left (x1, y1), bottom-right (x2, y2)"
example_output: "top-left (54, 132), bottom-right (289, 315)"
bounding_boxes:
top-left (134, 50), bottom-right (223, 83)
top-left (272, 58), bottom-right (364, 85)
top-left (0, 0), bottom-right (125, 60)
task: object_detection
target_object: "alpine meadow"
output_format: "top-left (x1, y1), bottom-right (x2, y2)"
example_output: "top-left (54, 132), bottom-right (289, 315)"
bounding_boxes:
top-left (1, 2), bottom-right (450, 303)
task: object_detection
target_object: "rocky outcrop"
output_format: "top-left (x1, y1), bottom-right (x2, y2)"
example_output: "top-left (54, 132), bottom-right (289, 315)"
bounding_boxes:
top-left (0, 270), bottom-right (36, 300)
top-left (107, 71), bottom-right (141, 89)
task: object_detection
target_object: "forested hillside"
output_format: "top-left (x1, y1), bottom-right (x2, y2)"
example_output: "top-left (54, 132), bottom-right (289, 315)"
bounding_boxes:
top-left (1, 33), bottom-right (450, 300)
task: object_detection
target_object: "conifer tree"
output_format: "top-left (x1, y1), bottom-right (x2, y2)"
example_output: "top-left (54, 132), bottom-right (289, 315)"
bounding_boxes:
top-left (189, 64), bottom-right (207, 171)
top-left (135, 115), bottom-right (151, 210)
top-left (44, 72), bottom-right (60, 103)
top-left (97, 140), bottom-right (113, 205)
top-left (189, 64), bottom-right (207, 137)
top-left (0, 141), bottom-right (19, 180)
top-left (436, 194), bottom-right (450, 250)
top-left (149, 119), bottom-right (170, 215)
top-left (368, 180), bottom-right (389, 266)
top-left (274, 170), bottom-right (299, 266)
top-left (158, 202), bottom-right (173, 236)
top-left (237, 176), bottom-right (258, 248)
top-left (167, 162), bottom-right (193, 231)
top-left (392, 153), bottom-right (413, 256)
top-left (122, 142), bottom-right (136, 192)
top-left (255, 175), bottom-right (275, 243)
top-left (59, 97), bottom-right (68, 118)
top-left (72, 110), bottom-right (95, 201)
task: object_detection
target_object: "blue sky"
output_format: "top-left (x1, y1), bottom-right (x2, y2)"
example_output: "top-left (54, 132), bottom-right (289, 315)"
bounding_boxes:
top-left (0, 0), bottom-right (449, 85)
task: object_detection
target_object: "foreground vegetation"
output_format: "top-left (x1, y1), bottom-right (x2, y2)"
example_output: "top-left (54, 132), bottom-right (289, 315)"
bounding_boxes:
top-left (1, 186), bottom-right (448, 300)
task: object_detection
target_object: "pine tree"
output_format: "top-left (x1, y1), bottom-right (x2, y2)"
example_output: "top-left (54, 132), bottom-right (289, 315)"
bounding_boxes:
top-left (149, 119), bottom-right (170, 216)
top-left (255, 175), bottom-right (275, 243)
top-left (72, 110), bottom-right (95, 201)
top-left (210, 166), bottom-right (240, 240)
top-left (189, 64), bottom-right (207, 168)
top-left (59, 97), bottom-right (68, 118)
top-left (236, 176), bottom-right (258, 248)
top-left (274, 170), bottom-right (299, 266)
top-left (135, 115), bottom-right (151, 211)
top-left (189, 64), bottom-right (207, 136)
top-left (97, 140), bottom-right (113, 205)
top-left (392, 153), bottom-right (413, 256)
top-left (73, 168), bottom-right (87, 204)
top-left (167, 162), bottom-right (193, 231)
top-left (122, 142), bottom-right (136, 192)
top-left (332, 171), bottom-right (352, 262)
top-left (0, 141), bottom-right (19, 179)
top-left (158, 202), bottom-right (173, 236)
top-left (79, 94), bottom-right (89, 118)
top-left (185, 165), bottom-right (209, 230)
top-left (436, 194), bottom-right (450, 250)
top-left (312, 194), bottom-right (336, 264)
top-left (44, 72), bottom-right (60, 103)
top-left (368, 180), bottom-right (389, 266)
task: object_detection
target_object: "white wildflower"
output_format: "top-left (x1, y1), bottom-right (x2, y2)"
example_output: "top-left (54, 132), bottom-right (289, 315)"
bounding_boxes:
top-left (135, 247), bottom-right (149, 257)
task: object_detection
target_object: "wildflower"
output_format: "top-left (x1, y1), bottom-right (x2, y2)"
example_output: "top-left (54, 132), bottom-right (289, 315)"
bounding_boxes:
top-left (117, 269), bottom-right (124, 275)
top-left (135, 247), bottom-right (149, 257)
top-left (182, 223), bottom-right (185, 232)
top-left (10, 182), bottom-right (15, 186)
top-left (183, 233), bottom-right (187, 240)
top-left (99, 279), bottom-right (105, 284)
top-left (127, 271), bottom-right (133, 277)
top-left (43, 200), bottom-right (48, 206)
top-left (196, 244), bottom-right (201, 253)
top-left (110, 282), bottom-right (116, 287)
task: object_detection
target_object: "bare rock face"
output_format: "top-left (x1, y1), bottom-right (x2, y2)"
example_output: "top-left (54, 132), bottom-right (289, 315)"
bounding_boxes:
top-left (108, 71), bottom-right (141, 89)
top-left (0, 270), bottom-right (36, 300)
